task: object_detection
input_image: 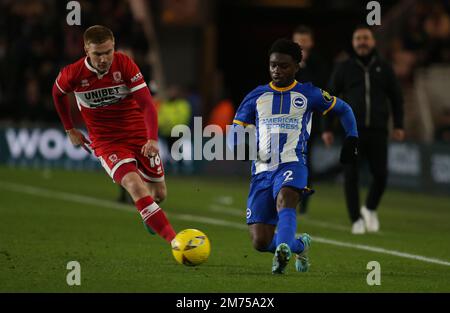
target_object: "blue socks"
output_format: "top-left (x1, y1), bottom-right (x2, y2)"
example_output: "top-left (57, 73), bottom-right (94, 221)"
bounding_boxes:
top-left (289, 235), bottom-right (305, 254)
top-left (264, 234), bottom-right (304, 254)
top-left (276, 208), bottom-right (297, 247)
top-left (264, 208), bottom-right (305, 254)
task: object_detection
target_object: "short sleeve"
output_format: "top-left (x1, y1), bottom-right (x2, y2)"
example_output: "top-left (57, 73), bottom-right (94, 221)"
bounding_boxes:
top-left (55, 66), bottom-right (75, 94)
top-left (309, 86), bottom-right (337, 116)
top-left (233, 92), bottom-right (257, 126)
top-left (120, 53), bottom-right (147, 93)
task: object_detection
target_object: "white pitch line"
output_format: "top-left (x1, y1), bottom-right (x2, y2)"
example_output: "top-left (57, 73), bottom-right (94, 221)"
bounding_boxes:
top-left (209, 204), bottom-right (244, 217)
top-left (312, 237), bottom-right (450, 267)
top-left (209, 203), bottom-right (354, 233)
top-left (0, 181), bottom-right (135, 213)
top-left (1, 180), bottom-right (449, 267)
top-left (167, 214), bottom-right (450, 267)
top-left (176, 213), bottom-right (247, 230)
top-left (300, 218), bottom-right (355, 232)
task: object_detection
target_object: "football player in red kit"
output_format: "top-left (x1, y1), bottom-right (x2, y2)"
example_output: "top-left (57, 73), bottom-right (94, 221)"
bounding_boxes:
top-left (52, 25), bottom-right (176, 244)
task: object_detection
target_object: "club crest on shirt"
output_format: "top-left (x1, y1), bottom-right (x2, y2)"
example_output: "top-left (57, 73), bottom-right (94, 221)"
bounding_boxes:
top-left (81, 79), bottom-right (89, 87)
top-left (108, 154), bottom-right (118, 163)
top-left (321, 89), bottom-right (333, 102)
top-left (292, 94), bottom-right (307, 109)
top-left (113, 71), bottom-right (122, 82)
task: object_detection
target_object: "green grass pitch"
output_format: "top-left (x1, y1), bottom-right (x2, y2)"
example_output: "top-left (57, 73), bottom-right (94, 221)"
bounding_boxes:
top-left (0, 166), bottom-right (449, 292)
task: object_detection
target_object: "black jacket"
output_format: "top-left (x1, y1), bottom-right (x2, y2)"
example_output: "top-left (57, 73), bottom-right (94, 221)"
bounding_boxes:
top-left (296, 50), bottom-right (329, 89)
top-left (325, 50), bottom-right (404, 133)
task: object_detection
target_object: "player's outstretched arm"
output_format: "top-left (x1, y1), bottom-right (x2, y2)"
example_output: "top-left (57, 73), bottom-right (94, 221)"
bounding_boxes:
top-left (133, 86), bottom-right (159, 157)
top-left (328, 97), bottom-right (359, 164)
top-left (52, 83), bottom-right (91, 153)
top-left (52, 82), bottom-right (74, 131)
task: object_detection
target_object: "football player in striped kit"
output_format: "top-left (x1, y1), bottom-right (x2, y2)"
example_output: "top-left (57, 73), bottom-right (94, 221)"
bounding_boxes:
top-left (230, 39), bottom-right (359, 274)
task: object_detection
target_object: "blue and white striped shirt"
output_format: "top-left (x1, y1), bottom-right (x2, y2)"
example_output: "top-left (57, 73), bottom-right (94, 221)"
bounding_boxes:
top-left (233, 80), bottom-right (355, 175)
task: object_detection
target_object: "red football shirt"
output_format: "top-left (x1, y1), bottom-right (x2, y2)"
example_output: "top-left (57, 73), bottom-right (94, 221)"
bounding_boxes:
top-left (55, 52), bottom-right (149, 154)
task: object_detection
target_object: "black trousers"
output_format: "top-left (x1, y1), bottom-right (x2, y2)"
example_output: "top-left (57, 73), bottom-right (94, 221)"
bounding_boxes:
top-left (344, 130), bottom-right (388, 222)
top-left (299, 135), bottom-right (314, 214)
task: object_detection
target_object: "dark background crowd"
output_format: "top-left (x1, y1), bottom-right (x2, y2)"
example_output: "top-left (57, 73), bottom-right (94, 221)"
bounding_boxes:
top-left (0, 0), bottom-right (449, 142)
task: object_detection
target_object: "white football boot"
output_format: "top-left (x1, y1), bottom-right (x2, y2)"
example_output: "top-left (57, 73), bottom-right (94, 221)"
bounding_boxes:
top-left (351, 218), bottom-right (366, 234)
top-left (361, 206), bottom-right (380, 232)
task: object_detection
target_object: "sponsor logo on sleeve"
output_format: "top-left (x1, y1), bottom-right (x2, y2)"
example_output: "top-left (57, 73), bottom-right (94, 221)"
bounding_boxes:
top-left (321, 89), bottom-right (333, 102)
top-left (131, 72), bottom-right (143, 83)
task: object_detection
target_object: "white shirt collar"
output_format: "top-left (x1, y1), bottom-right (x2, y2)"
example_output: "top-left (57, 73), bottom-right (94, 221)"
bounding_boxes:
top-left (84, 57), bottom-right (109, 79)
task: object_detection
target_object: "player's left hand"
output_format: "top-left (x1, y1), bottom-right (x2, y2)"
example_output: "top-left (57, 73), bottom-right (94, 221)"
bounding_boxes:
top-left (141, 139), bottom-right (159, 157)
top-left (392, 128), bottom-right (405, 141)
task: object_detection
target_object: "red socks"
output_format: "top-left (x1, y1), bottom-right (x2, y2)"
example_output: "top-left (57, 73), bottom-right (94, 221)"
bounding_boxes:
top-left (135, 196), bottom-right (176, 243)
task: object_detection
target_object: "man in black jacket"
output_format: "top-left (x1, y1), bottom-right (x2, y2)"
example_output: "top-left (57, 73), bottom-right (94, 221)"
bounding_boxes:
top-left (322, 25), bottom-right (405, 234)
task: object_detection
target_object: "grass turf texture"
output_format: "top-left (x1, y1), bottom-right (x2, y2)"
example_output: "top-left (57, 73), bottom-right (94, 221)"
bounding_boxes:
top-left (0, 166), bottom-right (449, 292)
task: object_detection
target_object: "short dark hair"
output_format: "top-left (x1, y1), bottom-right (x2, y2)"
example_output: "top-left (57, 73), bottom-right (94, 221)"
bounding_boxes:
top-left (268, 38), bottom-right (303, 63)
top-left (293, 25), bottom-right (314, 38)
top-left (83, 25), bottom-right (115, 45)
top-left (353, 24), bottom-right (374, 36)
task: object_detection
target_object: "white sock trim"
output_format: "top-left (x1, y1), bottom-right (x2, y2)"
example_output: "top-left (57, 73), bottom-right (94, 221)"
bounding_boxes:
top-left (140, 202), bottom-right (160, 221)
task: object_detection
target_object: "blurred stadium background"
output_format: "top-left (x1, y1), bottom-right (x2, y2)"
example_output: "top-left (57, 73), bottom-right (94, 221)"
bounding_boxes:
top-left (0, 0), bottom-right (449, 292)
top-left (1, 0), bottom-right (450, 192)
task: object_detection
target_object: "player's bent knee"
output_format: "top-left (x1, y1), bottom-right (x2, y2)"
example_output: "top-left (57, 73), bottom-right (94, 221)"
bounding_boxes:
top-left (149, 183), bottom-right (167, 203)
top-left (249, 224), bottom-right (275, 251)
top-left (276, 188), bottom-right (301, 209)
top-left (153, 190), bottom-right (166, 203)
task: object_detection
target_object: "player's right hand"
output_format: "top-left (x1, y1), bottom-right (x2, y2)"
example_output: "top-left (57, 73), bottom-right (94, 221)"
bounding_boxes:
top-left (65, 128), bottom-right (91, 153)
top-left (322, 131), bottom-right (334, 147)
